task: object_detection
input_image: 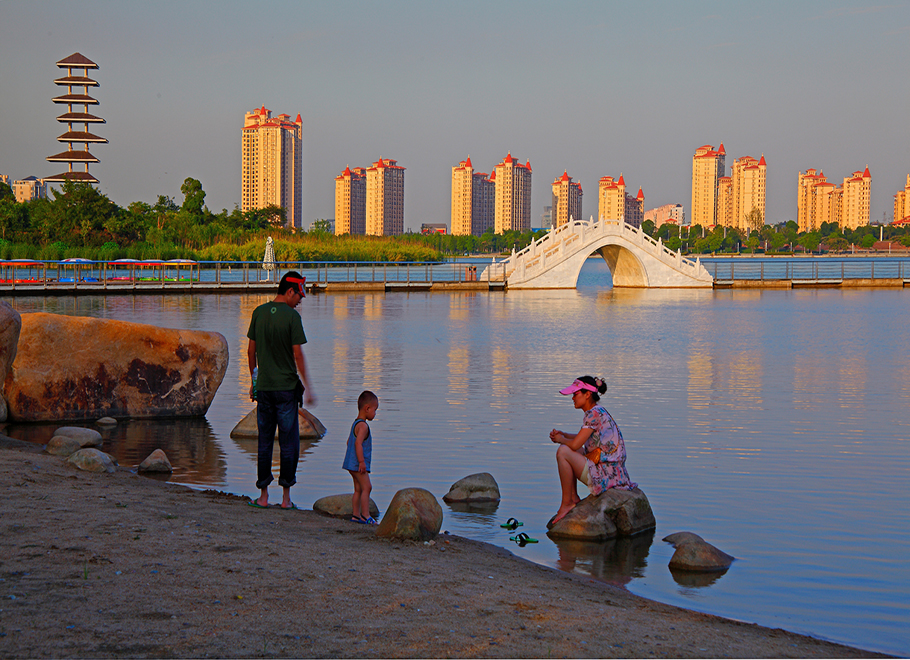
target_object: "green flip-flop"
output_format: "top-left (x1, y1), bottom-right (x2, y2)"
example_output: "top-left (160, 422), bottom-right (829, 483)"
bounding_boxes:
top-left (500, 517), bottom-right (524, 530)
top-left (510, 532), bottom-right (538, 546)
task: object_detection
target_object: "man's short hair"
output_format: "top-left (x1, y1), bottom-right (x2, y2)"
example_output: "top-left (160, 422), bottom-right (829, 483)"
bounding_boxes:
top-left (358, 390), bottom-right (378, 409)
top-left (278, 271), bottom-right (306, 296)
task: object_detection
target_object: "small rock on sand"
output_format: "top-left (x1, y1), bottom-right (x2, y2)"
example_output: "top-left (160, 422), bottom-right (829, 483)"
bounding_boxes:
top-left (313, 494), bottom-right (379, 519)
top-left (44, 435), bottom-right (83, 457)
top-left (66, 448), bottom-right (118, 473)
top-left (138, 449), bottom-right (172, 473)
top-left (375, 488), bottom-right (442, 542)
top-left (54, 426), bottom-right (103, 448)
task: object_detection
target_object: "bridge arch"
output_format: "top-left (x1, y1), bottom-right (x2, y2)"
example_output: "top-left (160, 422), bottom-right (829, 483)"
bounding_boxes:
top-left (482, 217), bottom-right (713, 289)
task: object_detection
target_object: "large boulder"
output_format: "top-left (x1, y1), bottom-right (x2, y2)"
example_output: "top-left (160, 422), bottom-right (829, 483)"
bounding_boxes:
top-left (0, 301), bottom-right (22, 423)
top-left (230, 406), bottom-right (326, 440)
top-left (375, 488), bottom-right (442, 542)
top-left (66, 448), bottom-right (118, 473)
top-left (313, 494), bottom-right (380, 520)
top-left (663, 532), bottom-right (735, 572)
top-left (53, 426), bottom-right (102, 448)
top-left (442, 472), bottom-right (500, 503)
top-left (44, 435), bottom-right (83, 457)
top-left (546, 488), bottom-right (656, 541)
top-left (3, 313), bottom-right (228, 422)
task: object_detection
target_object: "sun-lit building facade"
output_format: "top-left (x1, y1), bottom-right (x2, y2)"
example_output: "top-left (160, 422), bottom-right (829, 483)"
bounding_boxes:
top-left (550, 171), bottom-right (583, 228)
top-left (624, 187), bottom-right (644, 228)
top-left (691, 143), bottom-right (725, 227)
top-left (797, 166), bottom-right (870, 232)
top-left (365, 158), bottom-right (405, 236)
top-left (241, 106), bottom-right (303, 228)
top-left (894, 175), bottom-right (910, 224)
top-left (334, 166), bottom-right (366, 235)
top-left (598, 174), bottom-right (625, 222)
top-left (730, 155), bottom-right (767, 231)
top-left (493, 153), bottom-right (532, 233)
top-left (451, 157), bottom-right (494, 236)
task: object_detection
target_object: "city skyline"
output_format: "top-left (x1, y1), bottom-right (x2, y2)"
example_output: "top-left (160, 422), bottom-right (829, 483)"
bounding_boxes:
top-left (2, 1), bottom-right (909, 230)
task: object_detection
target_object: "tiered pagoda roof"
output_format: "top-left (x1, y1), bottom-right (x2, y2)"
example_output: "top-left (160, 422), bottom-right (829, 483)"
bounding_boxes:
top-left (46, 53), bottom-right (106, 184)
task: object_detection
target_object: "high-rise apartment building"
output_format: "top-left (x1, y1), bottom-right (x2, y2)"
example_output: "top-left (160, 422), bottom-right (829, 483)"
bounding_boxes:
top-left (691, 144), bottom-right (725, 228)
top-left (841, 167), bottom-right (871, 230)
top-left (365, 158), bottom-right (405, 236)
top-left (730, 155), bottom-right (767, 231)
top-left (493, 153), bottom-right (532, 233)
top-left (598, 174), bottom-right (625, 221)
top-left (451, 157), bottom-right (494, 236)
top-left (797, 166), bottom-right (870, 232)
top-left (334, 166), bottom-right (366, 235)
top-left (550, 171), bottom-right (583, 228)
top-left (644, 203), bottom-right (685, 226)
top-left (624, 187), bottom-right (645, 228)
top-left (716, 176), bottom-right (733, 228)
top-left (241, 106), bottom-right (302, 228)
top-left (894, 175), bottom-right (910, 224)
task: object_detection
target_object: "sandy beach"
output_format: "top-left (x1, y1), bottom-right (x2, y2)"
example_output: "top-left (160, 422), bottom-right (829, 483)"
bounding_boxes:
top-left (0, 436), bottom-right (885, 659)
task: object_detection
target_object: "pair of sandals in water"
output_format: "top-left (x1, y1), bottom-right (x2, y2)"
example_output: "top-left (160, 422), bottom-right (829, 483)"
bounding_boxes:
top-left (500, 517), bottom-right (538, 546)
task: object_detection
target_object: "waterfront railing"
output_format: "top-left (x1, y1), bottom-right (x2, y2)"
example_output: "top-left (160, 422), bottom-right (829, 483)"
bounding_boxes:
top-left (703, 258), bottom-right (910, 282)
top-left (0, 259), bottom-right (495, 292)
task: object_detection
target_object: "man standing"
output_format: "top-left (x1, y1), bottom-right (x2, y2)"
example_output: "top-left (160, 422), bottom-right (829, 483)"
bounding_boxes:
top-left (247, 271), bottom-right (315, 509)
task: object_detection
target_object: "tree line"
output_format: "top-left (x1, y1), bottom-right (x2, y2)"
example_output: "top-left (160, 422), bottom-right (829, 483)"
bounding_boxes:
top-left (1, 177), bottom-right (906, 261)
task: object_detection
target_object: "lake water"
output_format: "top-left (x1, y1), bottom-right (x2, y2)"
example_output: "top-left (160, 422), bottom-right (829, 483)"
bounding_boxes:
top-left (6, 259), bottom-right (909, 656)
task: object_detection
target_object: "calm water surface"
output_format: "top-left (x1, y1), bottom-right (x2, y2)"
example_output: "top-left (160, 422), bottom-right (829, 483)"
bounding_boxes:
top-left (7, 260), bottom-right (909, 656)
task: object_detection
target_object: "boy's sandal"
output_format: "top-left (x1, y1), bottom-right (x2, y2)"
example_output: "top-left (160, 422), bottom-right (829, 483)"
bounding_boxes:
top-left (500, 517), bottom-right (524, 530)
top-left (351, 516), bottom-right (366, 523)
top-left (510, 532), bottom-right (538, 546)
top-left (365, 517), bottom-right (379, 525)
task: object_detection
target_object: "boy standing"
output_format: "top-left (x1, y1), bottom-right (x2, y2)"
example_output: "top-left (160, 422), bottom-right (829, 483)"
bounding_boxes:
top-left (343, 391), bottom-right (378, 524)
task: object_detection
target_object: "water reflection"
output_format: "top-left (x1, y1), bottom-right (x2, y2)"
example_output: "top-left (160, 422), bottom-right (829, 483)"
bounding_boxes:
top-left (669, 566), bottom-right (729, 589)
top-left (550, 529), bottom-right (655, 587)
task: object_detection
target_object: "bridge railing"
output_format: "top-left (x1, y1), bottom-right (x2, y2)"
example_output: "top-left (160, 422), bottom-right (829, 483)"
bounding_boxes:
top-left (704, 259), bottom-right (910, 282)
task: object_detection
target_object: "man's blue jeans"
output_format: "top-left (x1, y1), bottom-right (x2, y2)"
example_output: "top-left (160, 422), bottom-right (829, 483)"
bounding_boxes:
top-left (256, 390), bottom-right (300, 489)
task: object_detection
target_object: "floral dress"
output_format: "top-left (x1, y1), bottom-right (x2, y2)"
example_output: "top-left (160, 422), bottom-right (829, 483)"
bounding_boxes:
top-left (581, 405), bottom-right (637, 495)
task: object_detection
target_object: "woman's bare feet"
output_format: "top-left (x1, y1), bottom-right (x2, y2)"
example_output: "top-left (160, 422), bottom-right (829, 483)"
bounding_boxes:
top-left (551, 502), bottom-right (576, 525)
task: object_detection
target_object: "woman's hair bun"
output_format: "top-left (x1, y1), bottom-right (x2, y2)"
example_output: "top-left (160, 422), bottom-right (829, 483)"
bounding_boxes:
top-left (579, 375), bottom-right (607, 396)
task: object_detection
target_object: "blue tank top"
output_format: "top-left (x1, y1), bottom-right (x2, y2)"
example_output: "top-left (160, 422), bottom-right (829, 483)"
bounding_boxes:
top-left (342, 418), bottom-right (371, 472)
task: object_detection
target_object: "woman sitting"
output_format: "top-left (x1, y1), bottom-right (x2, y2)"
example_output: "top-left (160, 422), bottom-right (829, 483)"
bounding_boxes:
top-left (549, 375), bottom-right (637, 524)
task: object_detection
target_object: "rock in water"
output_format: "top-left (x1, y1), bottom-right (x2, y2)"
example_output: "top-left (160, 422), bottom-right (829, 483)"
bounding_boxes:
top-left (663, 531), bottom-right (735, 572)
top-left (66, 448), bottom-right (118, 473)
top-left (138, 448), bottom-right (173, 473)
top-left (375, 488), bottom-right (443, 542)
top-left (313, 494), bottom-right (380, 519)
top-left (45, 435), bottom-right (83, 457)
top-left (96, 417), bottom-right (117, 426)
top-left (229, 406), bottom-right (327, 440)
top-left (442, 472), bottom-right (501, 503)
top-left (53, 426), bottom-right (103, 448)
top-left (0, 301), bottom-right (22, 423)
top-left (546, 488), bottom-right (656, 541)
top-left (3, 313), bottom-right (228, 422)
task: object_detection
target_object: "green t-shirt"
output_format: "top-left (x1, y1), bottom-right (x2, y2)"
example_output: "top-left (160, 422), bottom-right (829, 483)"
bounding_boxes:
top-left (247, 301), bottom-right (308, 392)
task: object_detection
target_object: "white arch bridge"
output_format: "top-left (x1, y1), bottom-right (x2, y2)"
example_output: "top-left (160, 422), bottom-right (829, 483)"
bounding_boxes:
top-left (481, 217), bottom-right (713, 289)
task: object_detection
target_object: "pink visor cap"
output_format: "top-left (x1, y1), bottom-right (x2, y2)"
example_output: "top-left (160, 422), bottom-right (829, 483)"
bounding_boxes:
top-left (559, 379), bottom-right (598, 395)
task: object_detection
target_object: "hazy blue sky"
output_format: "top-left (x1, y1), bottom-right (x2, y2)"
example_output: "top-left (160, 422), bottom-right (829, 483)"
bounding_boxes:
top-left (2, 0), bottom-right (909, 230)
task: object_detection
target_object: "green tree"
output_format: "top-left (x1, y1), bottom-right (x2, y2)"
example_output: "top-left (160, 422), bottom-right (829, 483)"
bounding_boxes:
top-left (641, 219), bottom-right (655, 236)
top-left (861, 234), bottom-right (876, 249)
top-left (180, 177), bottom-right (206, 217)
top-left (745, 207), bottom-right (763, 233)
top-left (0, 182), bottom-right (13, 201)
top-left (310, 219), bottom-right (332, 234)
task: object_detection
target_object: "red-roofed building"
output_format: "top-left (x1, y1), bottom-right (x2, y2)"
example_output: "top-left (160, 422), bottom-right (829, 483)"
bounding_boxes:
top-left (451, 157), bottom-right (494, 236)
top-left (893, 174), bottom-right (910, 225)
top-left (798, 165), bottom-right (870, 231)
top-left (691, 144), bottom-right (726, 228)
top-left (334, 166), bottom-right (366, 235)
top-left (494, 152), bottom-right (532, 233)
top-left (551, 171), bottom-right (583, 228)
top-left (242, 106), bottom-right (303, 228)
top-left (365, 158), bottom-right (405, 236)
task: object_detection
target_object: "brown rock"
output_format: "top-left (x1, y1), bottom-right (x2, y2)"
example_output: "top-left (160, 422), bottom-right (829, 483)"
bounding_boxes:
top-left (53, 426), bottom-right (102, 447)
top-left (663, 531), bottom-right (735, 572)
top-left (375, 488), bottom-right (443, 542)
top-left (313, 494), bottom-right (379, 519)
top-left (138, 448), bottom-right (172, 473)
top-left (0, 301), bottom-right (22, 423)
top-left (44, 435), bottom-right (83, 457)
top-left (229, 406), bottom-right (327, 440)
top-left (3, 313), bottom-right (228, 422)
top-left (442, 472), bottom-right (500, 503)
top-left (66, 448), bottom-right (118, 473)
top-left (546, 488), bottom-right (656, 541)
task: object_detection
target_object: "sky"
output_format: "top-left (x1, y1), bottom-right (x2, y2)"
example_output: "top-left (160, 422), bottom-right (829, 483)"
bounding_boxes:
top-left (2, 0), bottom-right (909, 231)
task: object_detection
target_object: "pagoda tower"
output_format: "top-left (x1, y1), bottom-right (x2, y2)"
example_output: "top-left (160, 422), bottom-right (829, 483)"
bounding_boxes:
top-left (46, 53), bottom-right (106, 184)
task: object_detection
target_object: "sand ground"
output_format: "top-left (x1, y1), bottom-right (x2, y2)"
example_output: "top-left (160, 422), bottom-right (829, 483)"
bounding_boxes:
top-left (0, 437), bottom-right (885, 659)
